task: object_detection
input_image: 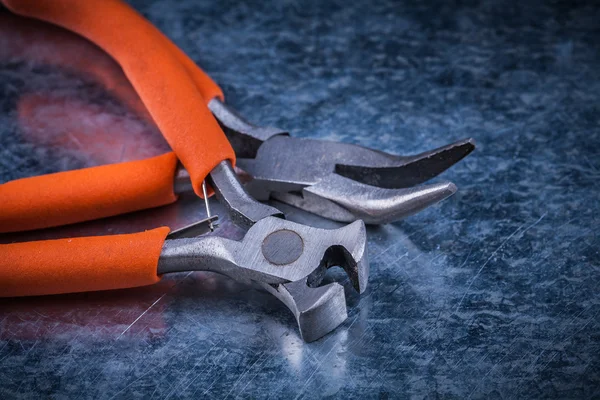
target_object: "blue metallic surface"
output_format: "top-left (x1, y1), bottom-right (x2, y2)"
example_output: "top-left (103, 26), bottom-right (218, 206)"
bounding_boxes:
top-left (1, 0), bottom-right (599, 398)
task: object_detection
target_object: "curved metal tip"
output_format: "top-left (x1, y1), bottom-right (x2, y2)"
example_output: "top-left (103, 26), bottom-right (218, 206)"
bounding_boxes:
top-left (273, 175), bottom-right (457, 224)
top-left (335, 138), bottom-right (475, 188)
top-left (260, 279), bottom-right (348, 342)
top-left (320, 220), bottom-right (369, 293)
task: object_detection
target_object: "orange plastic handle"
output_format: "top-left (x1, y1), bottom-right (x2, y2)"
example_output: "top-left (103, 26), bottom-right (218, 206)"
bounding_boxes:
top-left (0, 227), bottom-right (169, 297)
top-left (0, 153), bottom-right (178, 233)
top-left (1, 0), bottom-right (235, 196)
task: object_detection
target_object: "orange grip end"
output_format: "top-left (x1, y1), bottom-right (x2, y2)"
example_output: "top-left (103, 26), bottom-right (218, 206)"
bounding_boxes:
top-left (0, 227), bottom-right (169, 297)
top-left (0, 153), bottom-right (178, 233)
top-left (1, 0), bottom-right (235, 196)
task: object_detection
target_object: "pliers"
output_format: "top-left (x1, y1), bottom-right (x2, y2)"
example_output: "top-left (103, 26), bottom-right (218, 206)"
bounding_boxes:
top-left (1, 0), bottom-right (474, 228)
top-left (0, 0), bottom-right (369, 342)
top-left (215, 105), bottom-right (475, 224)
top-left (0, 0), bottom-right (472, 341)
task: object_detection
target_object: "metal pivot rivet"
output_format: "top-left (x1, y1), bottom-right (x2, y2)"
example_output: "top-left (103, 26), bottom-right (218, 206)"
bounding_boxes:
top-left (261, 229), bottom-right (304, 265)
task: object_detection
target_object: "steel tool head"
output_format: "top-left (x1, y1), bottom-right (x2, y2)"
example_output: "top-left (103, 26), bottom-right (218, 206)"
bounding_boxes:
top-left (158, 217), bottom-right (368, 342)
top-left (237, 136), bottom-right (474, 224)
top-left (209, 99), bottom-right (475, 224)
top-left (167, 159), bottom-right (369, 341)
top-left (271, 175), bottom-right (458, 224)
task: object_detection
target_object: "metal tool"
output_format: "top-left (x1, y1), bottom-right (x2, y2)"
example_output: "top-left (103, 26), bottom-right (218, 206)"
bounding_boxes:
top-left (0, 0), bottom-right (471, 341)
top-left (2, 0), bottom-right (475, 228)
top-left (210, 100), bottom-right (475, 224)
top-left (0, 0), bottom-right (371, 341)
top-left (1, 160), bottom-right (368, 342)
top-left (159, 215), bottom-right (368, 342)
top-left (173, 160), bottom-right (368, 342)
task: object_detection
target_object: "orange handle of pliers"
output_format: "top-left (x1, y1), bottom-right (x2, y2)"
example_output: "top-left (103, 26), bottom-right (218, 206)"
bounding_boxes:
top-left (0, 227), bottom-right (168, 297)
top-left (1, 0), bottom-right (234, 197)
top-left (0, 153), bottom-right (178, 233)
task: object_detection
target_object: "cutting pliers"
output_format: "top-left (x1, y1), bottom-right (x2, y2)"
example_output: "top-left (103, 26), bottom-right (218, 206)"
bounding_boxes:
top-left (0, 0), bottom-right (475, 231)
top-left (0, 0), bottom-right (472, 340)
top-left (0, 0), bottom-right (370, 342)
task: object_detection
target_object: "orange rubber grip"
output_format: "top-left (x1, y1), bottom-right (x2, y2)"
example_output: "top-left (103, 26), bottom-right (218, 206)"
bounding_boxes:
top-left (1, 0), bottom-right (235, 196)
top-left (0, 227), bottom-right (169, 297)
top-left (0, 153), bottom-right (178, 233)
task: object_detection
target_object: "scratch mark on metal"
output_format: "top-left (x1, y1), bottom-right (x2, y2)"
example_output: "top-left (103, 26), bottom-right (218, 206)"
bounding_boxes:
top-left (294, 331), bottom-right (348, 399)
top-left (117, 294), bottom-right (166, 339)
top-left (455, 212), bottom-right (547, 312)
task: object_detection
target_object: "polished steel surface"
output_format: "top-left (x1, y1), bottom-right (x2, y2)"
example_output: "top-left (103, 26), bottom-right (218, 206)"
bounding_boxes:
top-left (2, 1), bottom-right (599, 398)
top-left (271, 175), bottom-right (457, 224)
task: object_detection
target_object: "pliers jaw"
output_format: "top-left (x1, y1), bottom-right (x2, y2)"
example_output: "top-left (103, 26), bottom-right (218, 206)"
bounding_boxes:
top-left (210, 98), bottom-right (476, 224)
top-left (270, 176), bottom-right (458, 224)
top-left (259, 279), bottom-right (349, 343)
top-left (164, 159), bottom-right (370, 341)
top-left (258, 219), bottom-right (369, 342)
top-left (159, 217), bottom-right (369, 342)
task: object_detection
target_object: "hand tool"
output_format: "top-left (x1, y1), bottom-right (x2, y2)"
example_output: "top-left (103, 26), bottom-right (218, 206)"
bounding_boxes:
top-left (1, 0), bottom-right (474, 229)
top-left (0, 0), bottom-right (371, 341)
top-left (1, 212), bottom-right (368, 343)
top-left (0, 0), bottom-right (281, 233)
top-left (217, 108), bottom-right (476, 224)
top-left (1, 99), bottom-right (368, 341)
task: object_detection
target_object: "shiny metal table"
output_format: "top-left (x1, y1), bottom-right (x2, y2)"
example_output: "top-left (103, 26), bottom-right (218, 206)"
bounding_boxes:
top-left (1, 0), bottom-right (599, 398)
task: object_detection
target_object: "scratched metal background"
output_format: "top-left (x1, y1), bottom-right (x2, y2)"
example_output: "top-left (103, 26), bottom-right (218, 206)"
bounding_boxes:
top-left (1, 0), bottom-right (599, 398)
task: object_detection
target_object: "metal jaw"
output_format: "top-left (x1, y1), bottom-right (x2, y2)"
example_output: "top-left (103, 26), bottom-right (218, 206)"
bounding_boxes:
top-left (209, 98), bottom-right (475, 224)
top-left (158, 217), bottom-right (368, 342)
top-left (207, 160), bottom-right (283, 229)
top-left (169, 160), bottom-right (368, 341)
top-left (174, 160), bottom-right (284, 229)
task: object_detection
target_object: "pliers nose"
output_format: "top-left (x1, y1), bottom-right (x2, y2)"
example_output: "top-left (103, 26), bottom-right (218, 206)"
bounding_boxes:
top-left (270, 175), bottom-right (459, 225)
top-left (211, 100), bottom-right (475, 224)
top-left (2, 0), bottom-right (475, 226)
